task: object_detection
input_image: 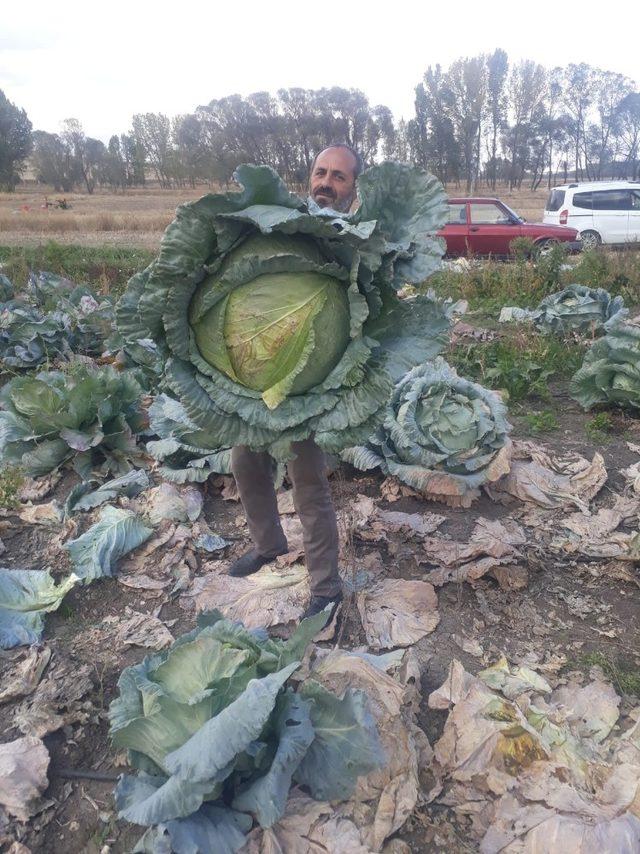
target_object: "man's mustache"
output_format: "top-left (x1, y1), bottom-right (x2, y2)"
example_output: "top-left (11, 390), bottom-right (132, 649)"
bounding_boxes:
top-left (313, 186), bottom-right (336, 199)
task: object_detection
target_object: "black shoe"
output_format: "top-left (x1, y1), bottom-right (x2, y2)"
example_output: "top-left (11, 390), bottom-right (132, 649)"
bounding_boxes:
top-left (302, 590), bottom-right (343, 621)
top-left (227, 548), bottom-right (287, 578)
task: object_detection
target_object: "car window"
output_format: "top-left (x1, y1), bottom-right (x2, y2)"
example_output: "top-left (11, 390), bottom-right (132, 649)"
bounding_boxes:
top-left (469, 202), bottom-right (510, 224)
top-left (572, 192), bottom-right (592, 209)
top-left (546, 189), bottom-right (565, 211)
top-left (632, 191), bottom-right (640, 210)
top-left (445, 203), bottom-right (467, 224)
top-left (592, 190), bottom-right (631, 211)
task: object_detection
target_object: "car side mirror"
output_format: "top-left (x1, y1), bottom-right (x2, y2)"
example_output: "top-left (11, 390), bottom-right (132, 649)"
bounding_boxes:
top-left (520, 217), bottom-right (527, 223)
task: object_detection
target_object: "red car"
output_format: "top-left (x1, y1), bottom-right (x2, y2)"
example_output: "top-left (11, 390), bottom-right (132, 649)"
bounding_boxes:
top-left (438, 198), bottom-right (581, 257)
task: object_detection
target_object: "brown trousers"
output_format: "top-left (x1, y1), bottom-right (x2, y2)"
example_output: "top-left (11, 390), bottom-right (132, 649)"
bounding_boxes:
top-left (231, 439), bottom-right (341, 597)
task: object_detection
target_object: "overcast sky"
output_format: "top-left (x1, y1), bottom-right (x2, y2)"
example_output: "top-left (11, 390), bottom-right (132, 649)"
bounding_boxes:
top-left (2, 0), bottom-right (639, 143)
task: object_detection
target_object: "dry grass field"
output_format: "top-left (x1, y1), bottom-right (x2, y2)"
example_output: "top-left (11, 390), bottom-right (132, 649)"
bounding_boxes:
top-left (0, 183), bottom-right (550, 248)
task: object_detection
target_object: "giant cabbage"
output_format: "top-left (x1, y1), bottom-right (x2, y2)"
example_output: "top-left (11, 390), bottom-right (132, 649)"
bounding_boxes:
top-left (116, 162), bottom-right (451, 460)
top-left (499, 284), bottom-right (626, 335)
top-left (109, 610), bottom-right (382, 852)
top-left (571, 314), bottom-right (640, 410)
top-left (0, 364), bottom-right (146, 477)
top-left (343, 357), bottom-right (512, 506)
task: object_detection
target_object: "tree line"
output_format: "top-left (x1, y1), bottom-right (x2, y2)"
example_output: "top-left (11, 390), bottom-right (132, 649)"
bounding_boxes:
top-left (1, 51), bottom-right (639, 194)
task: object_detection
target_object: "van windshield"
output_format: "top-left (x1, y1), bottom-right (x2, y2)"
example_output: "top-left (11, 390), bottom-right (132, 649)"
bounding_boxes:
top-left (546, 189), bottom-right (565, 211)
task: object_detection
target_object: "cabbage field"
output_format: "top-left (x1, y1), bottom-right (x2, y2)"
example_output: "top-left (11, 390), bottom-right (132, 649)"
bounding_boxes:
top-left (0, 167), bottom-right (639, 854)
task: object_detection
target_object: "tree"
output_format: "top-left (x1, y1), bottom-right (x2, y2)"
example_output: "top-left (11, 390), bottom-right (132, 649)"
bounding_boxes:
top-left (392, 118), bottom-right (410, 162)
top-left (61, 118), bottom-right (105, 194)
top-left (446, 56), bottom-right (487, 192)
top-left (408, 68), bottom-right (460, 183)
top-left (590, 70), bottom-right (634, 178)
top-left (0, 90), bottom-right (32, 190)
top-left (132, 113), bottom-right (173, 187)
top-left (31, 130), bottom-right (78, 191)
top-left (618, 92), bottom-right (640, 179)
top-left (505, 60), bottom-right (547, 189)
top-left (102, 136), bottom-right (126, 191)
top-left (485, 49), bottom-right (509, 189)
top-left (562, 63), bottom-right (596, 180)
top-left (173, 114), bottom-right (208, 187)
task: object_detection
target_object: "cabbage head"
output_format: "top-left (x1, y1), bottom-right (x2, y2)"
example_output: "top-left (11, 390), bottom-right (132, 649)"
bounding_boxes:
top-left (499, 284), bottom-right (626, 335)
top-left (116, 162), bottom-right (451, 460)
top-left (109, 610), bottom-right (381, 852)
top-left (0, 364), bottom-right (146, 477)
top-left (571, 315), bottom-right (640, 410)
top-left (0, 272), bottom-right (117, 368)
top-left (343, 358), bottom-right (512, 506)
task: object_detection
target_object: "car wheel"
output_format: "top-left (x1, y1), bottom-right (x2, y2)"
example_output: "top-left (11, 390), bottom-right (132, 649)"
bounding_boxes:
top-left (580, 230), bottom-right (601, 250)
top-left (535, 239), bottom-right (558, 257)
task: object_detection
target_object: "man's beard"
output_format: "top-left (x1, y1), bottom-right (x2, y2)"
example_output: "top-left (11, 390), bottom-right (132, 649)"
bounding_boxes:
top-left (312, 188), bottom-right (356, 213)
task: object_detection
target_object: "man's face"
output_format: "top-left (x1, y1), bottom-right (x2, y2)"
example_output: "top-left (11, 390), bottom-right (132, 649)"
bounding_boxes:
top-left (309, 148), bottom-right (357, 213)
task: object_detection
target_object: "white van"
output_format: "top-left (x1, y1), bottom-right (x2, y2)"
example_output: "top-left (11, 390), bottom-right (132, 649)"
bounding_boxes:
top-left (543, 180), bottom-right (640, 249)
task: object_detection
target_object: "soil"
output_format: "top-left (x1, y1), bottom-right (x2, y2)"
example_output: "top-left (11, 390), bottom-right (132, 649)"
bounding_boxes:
top-left (1, 387), bottom-right (640, 853)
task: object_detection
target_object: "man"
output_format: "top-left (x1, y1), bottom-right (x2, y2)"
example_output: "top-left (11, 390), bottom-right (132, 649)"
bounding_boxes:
top-left (227, 144), bottom-right (362, 619)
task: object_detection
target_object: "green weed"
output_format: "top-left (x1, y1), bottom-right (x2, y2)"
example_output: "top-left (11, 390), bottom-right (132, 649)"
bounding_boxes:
top-left (425, 249), bottom-right (640, 317)
top-left (0, 242), bottom-right (155, 296)
top-left (522, 410), bottom-right (560, 434)
top-left (585, 411), bottom-right (615, 442)
top-left (509, 237), bottom-right (537, 261)
top-left (578, 651), bottom-right (640, 697)
top-left (534, 242), bottom-right (568, 291)
top-left (449, 328), bottom-right (585, 403)
top-left (57, 601), bottom-right (75, 620)
top-left (0, 466), bottom-right (24, 509)
top-left (572, 249), bottom-right (640, 302)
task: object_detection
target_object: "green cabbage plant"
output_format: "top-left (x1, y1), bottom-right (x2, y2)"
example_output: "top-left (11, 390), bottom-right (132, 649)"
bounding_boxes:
top-left (343, 357), bottom-right (512, 506)
top-left (0, 272), bottom-right (117, 368)
top-left (571, 315), bottom-right (640, 410)
top-left (109, 610), bottom-right (381, 852)
top-left (116, 162), bottom-right (451, 460)
top-left (0, 364), bottom-right (146, 477)
top-left (499, 284), bottom-right (626, 335)
top-left (146, 393), bottom-right (231, 483)
top-left (0, 300), bottom-right (73, 368)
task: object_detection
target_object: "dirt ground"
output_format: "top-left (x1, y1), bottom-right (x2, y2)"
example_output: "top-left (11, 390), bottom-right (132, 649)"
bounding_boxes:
top-left (1, 375), bottom-right (639, 853)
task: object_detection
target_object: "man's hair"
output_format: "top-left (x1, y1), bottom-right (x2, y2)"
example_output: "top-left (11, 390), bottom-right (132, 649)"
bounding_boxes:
top-left (310, 144), bottom-right (363, 180)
